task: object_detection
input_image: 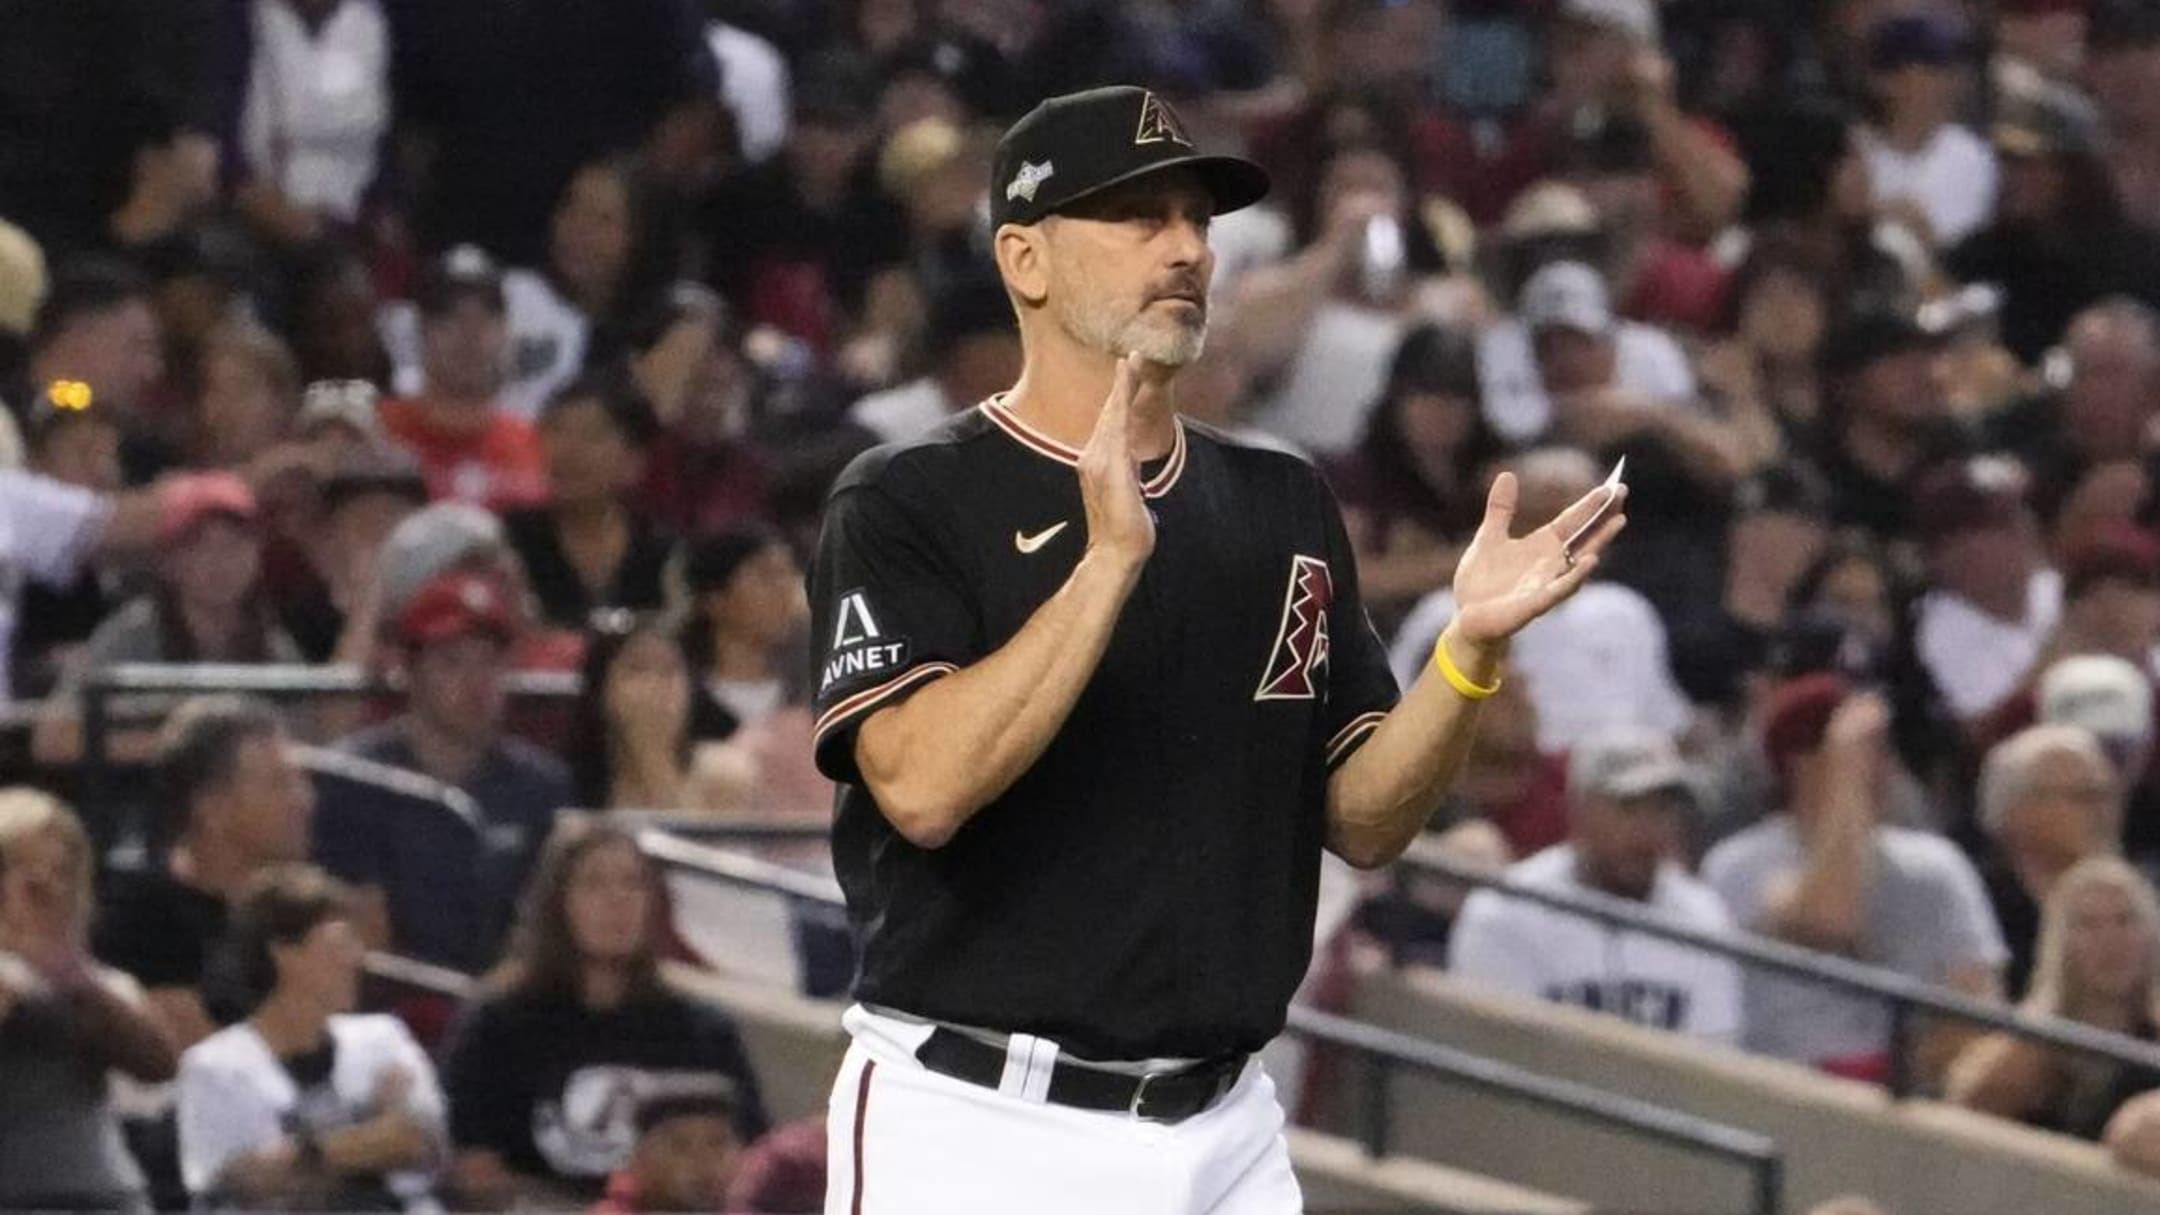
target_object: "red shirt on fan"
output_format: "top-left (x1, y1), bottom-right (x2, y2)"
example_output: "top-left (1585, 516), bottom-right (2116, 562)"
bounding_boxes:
top-left (380, 396), bottom-right (549, 510)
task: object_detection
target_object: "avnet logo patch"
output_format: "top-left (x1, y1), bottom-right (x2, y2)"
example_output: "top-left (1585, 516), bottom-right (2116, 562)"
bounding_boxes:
top-left (822, 590), bottom-right (911, 693)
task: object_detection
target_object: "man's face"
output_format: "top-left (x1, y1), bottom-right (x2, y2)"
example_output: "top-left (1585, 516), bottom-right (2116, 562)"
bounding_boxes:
top-left (1532, 326), bottom-right (1617, 396)
top-left (2063, 321), bottom-right (2160, 455)
top-left (1572, 789), bottom-right (1683, 901)
top-left (1040, 169), bottom-right (1216, 367)
top-left (1929, 521), bottom-right (2039, 609)
top-left (40, 300), bottom-right (165, 411)
top-left (2067, 880), bottom-right (2153, 1005)
top-left (2000, 752), bottom-right (2117, 902)
top-left (407, 633), bottom-right (509, 746)
top-left (209, 732), bottom-right (315, 865)
top-left (632, 1114), bottom-right (742, 1211)
top-left (163, 516), bottom-right (262, 614)
top-left (540, 398), bottom-right (641, 506)
top-left (1848, 347), bottom-right (1946, 429)
top-left (420, 297), bottom-right (508, 401)
top-left (551, 166), bottom-right (632, 299)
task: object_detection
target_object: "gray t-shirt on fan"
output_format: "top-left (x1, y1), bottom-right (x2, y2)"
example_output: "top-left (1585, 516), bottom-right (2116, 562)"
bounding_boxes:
top-left (1702, 816), bottom-right (2008, 1070)
top-left (0, 961), bottom-right (149, 1211)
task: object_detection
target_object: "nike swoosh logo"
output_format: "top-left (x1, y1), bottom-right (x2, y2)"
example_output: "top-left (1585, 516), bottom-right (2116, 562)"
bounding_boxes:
top-left (1014, 522), bottom-right (1069, 554)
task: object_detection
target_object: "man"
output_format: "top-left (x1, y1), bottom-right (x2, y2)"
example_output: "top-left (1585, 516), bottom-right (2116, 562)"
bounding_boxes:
top-left (1910, 456), bottom-right (2061, 723)
top-left (1974, 723), bottom-right (2123, 997)
top-left (1813, 306), bottom-right (1964, 541)
top-left (1703, 675), bottom-right (2007, 1082)
top-left (594, 1083), bottom-right (745, 1215)
top-left (380, 247), bottom-right (548, 511)
top-left (93, 695), bottom-right (314, 1047)
top-left (1450, 727), bottom-right (1742, 1042)
top-left (807, 86), bottom-right (1625, 1215)
top-left (1856, 12), bottom-right (1997, 248)
top-left (19, 259), bottom-right (167, 471)
top-left (1987, 297), bottom-right (2160, 516)
top-left (12, 383), bottom-right (125, 696)
top-left (315, 568), bottom-right (570, 970)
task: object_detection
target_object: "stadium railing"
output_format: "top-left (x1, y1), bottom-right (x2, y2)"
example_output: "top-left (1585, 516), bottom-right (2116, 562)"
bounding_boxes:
top-left (1392, 838), bottom-right (2160, 1098)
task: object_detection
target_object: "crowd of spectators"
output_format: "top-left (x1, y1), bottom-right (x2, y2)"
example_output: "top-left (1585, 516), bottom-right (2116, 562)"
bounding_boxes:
top-left (11, 0), bottom-right (2160, 1208)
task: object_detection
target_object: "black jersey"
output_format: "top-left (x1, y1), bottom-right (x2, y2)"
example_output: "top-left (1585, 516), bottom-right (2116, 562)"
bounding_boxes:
top-left (808, 400), bottom-right (1400, 1060)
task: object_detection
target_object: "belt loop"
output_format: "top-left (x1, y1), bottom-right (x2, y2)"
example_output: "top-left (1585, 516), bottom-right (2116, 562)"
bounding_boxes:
top-left (998, 1032), bottom-right (1058, 1101)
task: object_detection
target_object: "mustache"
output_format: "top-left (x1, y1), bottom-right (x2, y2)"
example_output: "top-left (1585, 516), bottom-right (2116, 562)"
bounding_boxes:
top-left (1147, 277), bottom-right (1209, 310)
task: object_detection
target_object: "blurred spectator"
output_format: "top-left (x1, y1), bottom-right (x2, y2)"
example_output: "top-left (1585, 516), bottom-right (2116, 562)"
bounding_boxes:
top-left (1857, 13), bottom-right (1997, 249)
top-left (1450, 727), bottom-right (1743, 1042)
top-left (848, 270), bottom-right (1021, 444)
top-left (628, 287), bottom-right (776, 535)
top-left (440, 817), bottom-right (767, 1209)
top-left (192, 322), bottom-right (302, 470)
top-left (1704, 679), bottom-right (2006, 1082)
top-left (95, 696), bottom-right (315, 1048)
top-left (2049, 461), bottom-right (2148, 567)
top-left (390, 0), bottom-right (715, 264)
top-left (2039, 655), bottom-right (2157, 803)
top-left (1326, 325), bottom-right (1495, 634)
top-left (2047, 528), bottom-right (2160, 681)
top-left (1391, 448), bottom-right (1693, 753)
top-left (381, 247), bottom-right (551, 511)
top-left (705, 12), bottom-right (791, 166)
top-left (21, 259), bottom-right (173, 484)
top-left (94, 104), bottom-right (222, 270)
top-left (1949, 857), bottom-right (2160, 1139)
top-left (1996, 0), bottom-right (2091, 83)
top-left (1477, 259), bottom-right (1701, 451)
top-left (11, 386), bottom-right (127, 697)
top-left (591, 1081), bottom-right (743, 1215)
top-left (269, 442), bottom-right (429, 664)
top-left (1975, 725), bottom-right (2124, 997)
top-left (2088, 0), bottom-right (2160, 231)
top-left (702, 53), bottom-right (910, 356)
top-left (1240, 131), bottom-right (1471, 455)
top-left (289, 243), bottom-right (394, 389)
top-left (1813, 307), bottom-right (1964, 541)
top-left (681, 527), bottom-right (808, 740)
top-left (1911, 457), bottom-right (2058, 723)
top-left (501, 159), bottom-right (667, 419)
top-left (317, 569), bottom-right (571, 970)
top-left (1669, 463), bottom-right (1834, 708)
top-left (504, 374), bottom-right (674, 630)
top-left (230, 0), bottom-right (391, 244)
top-left (1699, 235), bottom-right (1833, 445)
top-left (1945, 82), bottom-right (2160, 365)
top-left (0, 789), bottom-right (178, 1212)
top-left (1557, 112), bottom-right (1729, 335)
top-left (1989, 298), bottom-right (2160, 519)
top-left (177, 864), bottom-right (445, 1209)
top-left (36, 472), bottom-right (303, 767)
top-left (568, 614), bottom-right (704, 812)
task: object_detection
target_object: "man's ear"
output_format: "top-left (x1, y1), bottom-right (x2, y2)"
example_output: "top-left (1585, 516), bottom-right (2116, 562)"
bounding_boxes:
top-left (995, 224), bottom-right (1050, 308)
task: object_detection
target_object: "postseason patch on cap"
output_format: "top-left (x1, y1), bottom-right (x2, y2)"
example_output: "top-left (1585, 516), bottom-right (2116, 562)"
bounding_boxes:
top-left (989, 86), bottom-right (1269, 228)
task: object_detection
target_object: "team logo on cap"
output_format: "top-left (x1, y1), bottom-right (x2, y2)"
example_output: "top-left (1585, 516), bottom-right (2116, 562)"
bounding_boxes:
top-left (1007, 160), bottom-right (1055, 204)
top-left (1134, 92), bottom-right (1192, 148)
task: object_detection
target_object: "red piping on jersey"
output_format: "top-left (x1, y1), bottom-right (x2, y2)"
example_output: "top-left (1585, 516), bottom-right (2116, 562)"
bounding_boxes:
top-left (814, 663), bottom-right (962, 746)
top-left (979, 398), bottom-right (1189, 499)
top-left (850, 1059), bottom-right (877, 1215)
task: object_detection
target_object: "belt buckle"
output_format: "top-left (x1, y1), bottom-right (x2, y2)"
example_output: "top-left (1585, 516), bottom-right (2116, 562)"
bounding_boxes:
top-left (1128, 1071), bottom-right (1176, 1123)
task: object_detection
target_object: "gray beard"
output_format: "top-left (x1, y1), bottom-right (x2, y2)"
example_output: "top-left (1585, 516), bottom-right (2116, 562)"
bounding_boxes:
top-left (1056, 294), bottom-right (1207, 368)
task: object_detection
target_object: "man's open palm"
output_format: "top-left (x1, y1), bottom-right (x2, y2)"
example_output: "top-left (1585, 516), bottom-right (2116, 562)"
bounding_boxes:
top-left (1451, 472), bottom-right (1626, 647)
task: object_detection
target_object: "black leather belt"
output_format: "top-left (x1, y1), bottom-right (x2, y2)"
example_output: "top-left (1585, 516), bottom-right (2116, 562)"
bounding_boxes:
top-left (914, 1026), bottom-right (1248, 1124)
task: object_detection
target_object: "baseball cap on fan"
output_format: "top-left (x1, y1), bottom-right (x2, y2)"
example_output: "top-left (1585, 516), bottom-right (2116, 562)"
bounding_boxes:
top-left (1567, 726), bottom-right (1697, 804)
top-left (989, 86), bottom-right (1271, 228)
top-left (1518, 261), bottom-right (1615, 336)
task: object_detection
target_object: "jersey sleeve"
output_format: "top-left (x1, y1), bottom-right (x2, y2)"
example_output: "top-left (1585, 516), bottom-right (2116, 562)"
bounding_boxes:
top-left (1316, 473), bottom-right (1401, 770)
top-left (807, 478), bottom-right (982, 783)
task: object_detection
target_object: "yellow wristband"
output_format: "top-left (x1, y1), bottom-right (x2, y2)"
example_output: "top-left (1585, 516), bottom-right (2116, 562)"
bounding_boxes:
top-left (1432, 628), bottom-right (1503, 700)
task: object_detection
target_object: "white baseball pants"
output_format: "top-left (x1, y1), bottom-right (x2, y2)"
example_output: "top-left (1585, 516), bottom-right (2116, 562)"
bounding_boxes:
top-left (823, 1005), bottom-right (1304, 1215)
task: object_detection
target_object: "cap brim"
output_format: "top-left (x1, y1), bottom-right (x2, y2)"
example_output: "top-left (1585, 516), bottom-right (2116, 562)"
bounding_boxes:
top-left (1042, 154), bottom-right (1272, 221)
top-left (1601, 763), bottom-right (1698, 804)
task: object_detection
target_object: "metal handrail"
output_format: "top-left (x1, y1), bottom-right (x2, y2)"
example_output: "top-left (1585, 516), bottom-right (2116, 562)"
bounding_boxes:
top-left (1288, 1005), bottom-right (1783, 1215)
top-left (1397, 841), bottom-right (2160, 1095)
top-left (84, 661), bottom-right (580, 699)
top-left (634, 831), bottom-right (1784, 1215)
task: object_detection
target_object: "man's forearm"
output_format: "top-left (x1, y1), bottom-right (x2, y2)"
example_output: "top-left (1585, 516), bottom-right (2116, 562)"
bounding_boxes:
top-left (856, 549), bottom-right (1140, 848)
top-left (1325, 632), bottom-right (1503, 868)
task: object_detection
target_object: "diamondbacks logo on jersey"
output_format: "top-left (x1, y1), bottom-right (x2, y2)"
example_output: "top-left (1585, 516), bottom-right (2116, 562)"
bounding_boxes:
top-left (822, 590), bottom-right (910, 694)
top-left (1134, 92), bottom-right (1192, 147)
top-left (1255, 556), bottom-right (1333, 701)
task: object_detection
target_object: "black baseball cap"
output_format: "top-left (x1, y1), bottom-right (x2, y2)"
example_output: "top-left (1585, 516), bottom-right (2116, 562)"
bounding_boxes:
top-left (990, 86), bottom-right (1270, 228)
